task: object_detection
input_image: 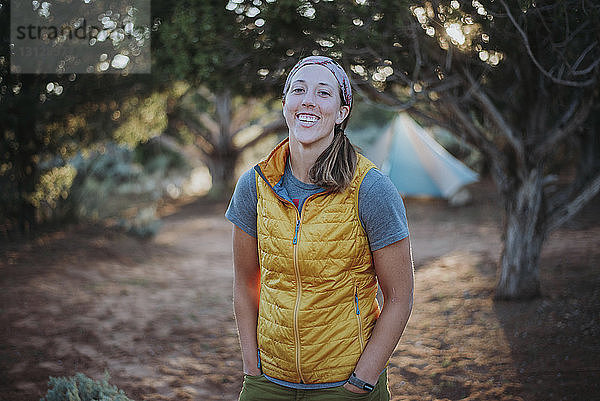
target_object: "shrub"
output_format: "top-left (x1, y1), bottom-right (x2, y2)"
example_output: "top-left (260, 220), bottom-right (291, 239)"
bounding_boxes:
top-left (64, 140), bottom-right (189, 237)
top-left (40, 372), bottom-right (134, 401)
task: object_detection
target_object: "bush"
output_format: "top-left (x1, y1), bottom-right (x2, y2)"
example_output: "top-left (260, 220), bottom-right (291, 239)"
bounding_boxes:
top-left (40, 372), bottom-right (134, 401)
top-left (64, 140), bottom-right (189, 237)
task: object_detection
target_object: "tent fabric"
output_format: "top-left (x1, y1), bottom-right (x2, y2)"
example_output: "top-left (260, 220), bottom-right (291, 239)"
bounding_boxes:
top-left (366, 113), bottom-right (478, 198)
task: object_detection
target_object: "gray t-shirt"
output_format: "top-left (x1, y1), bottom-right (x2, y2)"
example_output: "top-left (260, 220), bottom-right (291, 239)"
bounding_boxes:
top-left (225, 159), bottom-right (409, 251)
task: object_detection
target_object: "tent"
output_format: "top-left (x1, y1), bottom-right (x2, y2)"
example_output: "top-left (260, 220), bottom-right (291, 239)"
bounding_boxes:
top-left (366, 113), bottom-right (478, 201)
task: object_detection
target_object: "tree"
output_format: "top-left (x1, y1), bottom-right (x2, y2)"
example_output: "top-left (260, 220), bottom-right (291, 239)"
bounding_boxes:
top-left (375, 0), bottom-right (600, 300)
top-left (0, 0), bottom-right (155, 235)
top-left (153, 0), bottom-right (288, 198)
top-left (239, 0), bottom-right (600, 299)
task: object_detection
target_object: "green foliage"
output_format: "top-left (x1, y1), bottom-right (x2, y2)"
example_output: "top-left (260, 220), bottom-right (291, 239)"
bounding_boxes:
top-left (113, 91), bottom-right (170, 147)
top-left (30, 165), bottom-right (78, 223)
top-left (151, 2), bottom-right (294, 199)
top-left (134, 139), bottom-right (187, 174)
top-left (40, 372), bottom-right (134, 401)
top-left (65, 140), bottom-right (189, 238)
top-left (154, 0), bottom-right (271, 95)
top-left (0, 0), bottom-right (160, 235)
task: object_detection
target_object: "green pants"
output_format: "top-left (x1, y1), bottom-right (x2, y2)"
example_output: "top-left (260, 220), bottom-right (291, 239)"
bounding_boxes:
top-left (238, 371), bottom-right (390, 401)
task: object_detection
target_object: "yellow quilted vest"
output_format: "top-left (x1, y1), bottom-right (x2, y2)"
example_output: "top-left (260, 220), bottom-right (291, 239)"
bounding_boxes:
top-left (254, 138), bottom-right (380, 384)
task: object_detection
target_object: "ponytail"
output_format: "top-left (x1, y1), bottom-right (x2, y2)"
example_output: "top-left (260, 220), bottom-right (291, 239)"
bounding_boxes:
top-left (309, 124), bottom-right (357, 192)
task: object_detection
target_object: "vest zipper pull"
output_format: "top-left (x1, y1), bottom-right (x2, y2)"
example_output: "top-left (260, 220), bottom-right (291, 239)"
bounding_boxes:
top-left (355, 293), bottom-right (360, 315)
top-left (293, 220), bottom-right (300, 244)
top-left (257, 349), bottom-right (262, 372)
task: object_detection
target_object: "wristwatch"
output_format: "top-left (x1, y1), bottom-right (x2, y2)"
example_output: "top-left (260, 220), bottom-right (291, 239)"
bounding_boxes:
top-left (347, 372), bottom-right (375, 392)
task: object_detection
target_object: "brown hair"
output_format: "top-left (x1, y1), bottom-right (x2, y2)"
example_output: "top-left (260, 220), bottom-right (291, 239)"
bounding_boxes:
top-left (308, 95), bottom-right (357, 192)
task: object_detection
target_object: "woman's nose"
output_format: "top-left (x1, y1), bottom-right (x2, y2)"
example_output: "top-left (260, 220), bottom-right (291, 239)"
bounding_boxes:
top-left (302, 91), bottom-right (316, 107)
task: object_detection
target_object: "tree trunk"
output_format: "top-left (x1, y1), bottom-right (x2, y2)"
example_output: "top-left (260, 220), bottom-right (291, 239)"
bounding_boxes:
top-left (205, 149), bottom-right (239, 199)
top-left (495, 168), bottom-right (546, 300)
top-left (206, 89), bottom-right (238, 199)
top-left (15, 95), bottom-right (38, 235)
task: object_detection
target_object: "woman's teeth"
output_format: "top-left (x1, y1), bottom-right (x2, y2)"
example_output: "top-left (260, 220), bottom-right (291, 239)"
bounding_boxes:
top-left (297, 114), bottom-right (319, 123)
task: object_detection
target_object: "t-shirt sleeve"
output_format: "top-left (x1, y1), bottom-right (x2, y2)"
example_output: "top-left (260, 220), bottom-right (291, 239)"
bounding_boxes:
top-left (358, 168), bottom-right (409, 251)
top-left (225, 168), bottom-right (258, 238)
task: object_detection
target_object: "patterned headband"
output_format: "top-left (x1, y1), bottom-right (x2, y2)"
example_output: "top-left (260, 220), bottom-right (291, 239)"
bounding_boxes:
top-left (284, 56), bottom-right (353, 107)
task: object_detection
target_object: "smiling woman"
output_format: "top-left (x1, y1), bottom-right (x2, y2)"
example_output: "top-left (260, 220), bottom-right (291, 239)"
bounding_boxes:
top-left (283, 63), bottom-right (350, 183)
top-left (281, 57), bottom-right (354, 191)
top-left (225, 56), bottom-right (414, 401)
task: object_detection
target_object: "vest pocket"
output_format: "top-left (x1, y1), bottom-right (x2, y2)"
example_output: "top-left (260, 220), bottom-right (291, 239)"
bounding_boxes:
top-left (354, 285), bottom-right (365, 351)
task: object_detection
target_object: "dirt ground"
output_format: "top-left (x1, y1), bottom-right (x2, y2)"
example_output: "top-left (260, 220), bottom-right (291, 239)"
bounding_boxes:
top-left (1, 179), bottom-right (599, 401)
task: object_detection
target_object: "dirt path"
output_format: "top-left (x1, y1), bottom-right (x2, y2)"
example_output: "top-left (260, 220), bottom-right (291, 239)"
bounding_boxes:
top-left (1, 181), bottom-right (599, 400)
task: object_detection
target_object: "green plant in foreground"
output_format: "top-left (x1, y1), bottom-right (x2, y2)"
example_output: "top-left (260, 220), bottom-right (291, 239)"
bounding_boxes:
top-left (40, 372), bottom-right (134, 401)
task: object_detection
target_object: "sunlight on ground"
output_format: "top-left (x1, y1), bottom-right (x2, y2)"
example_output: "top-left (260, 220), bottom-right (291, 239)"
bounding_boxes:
top-left (2, 189), bottom-right (598, 400)
top-left (390, 250), bottom-right (520, 400)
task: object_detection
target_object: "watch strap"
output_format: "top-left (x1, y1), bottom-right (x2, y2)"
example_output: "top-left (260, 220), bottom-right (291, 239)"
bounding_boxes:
top-left (347, 372), bottom-right (375, 392)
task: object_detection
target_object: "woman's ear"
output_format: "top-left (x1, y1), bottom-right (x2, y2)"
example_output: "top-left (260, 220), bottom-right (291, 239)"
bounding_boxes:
top-left (336, 105), bottom-right (350, 125)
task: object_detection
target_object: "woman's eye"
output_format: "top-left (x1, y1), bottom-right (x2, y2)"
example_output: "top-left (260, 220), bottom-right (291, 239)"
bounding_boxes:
top-left (292, 87), bottom-right (304, 93)
top-left (319, 91), bottom-right (332, 96)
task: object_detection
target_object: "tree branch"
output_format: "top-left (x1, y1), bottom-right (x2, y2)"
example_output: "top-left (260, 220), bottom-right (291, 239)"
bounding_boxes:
top-left (170, 88), bottom-right (220, 139)
top-left (170, 114), bottom-right (215, 152)
top-left (463, 69), bottom-right (525, 162)
top-left (427, 75), bottom-right (463, 94)
top-left (232, 109), bottom-right (281, 140)
top-left (193, 134), bottom-right (215, 156)
top-left (197, 112), bottom-right (220, 138)
top-left (571, 41), bottom-right (599, 75)
top-left (230, 98), bottom-right (259, 134)
top-left (546, 172), bottom-right (600, 232)
top-left (499, 0), bottom-right (598, 88)
top-left (438, 99), bottom-right (507, 169)
top-left (350, 75), bottom-right (416, 111)
top-left (535, 93), bottom-right (593, 159)
top-left (435, 100), bottom-right (512, 194)
top-left (410, 25), bottom-right (423, 88)
top-left (238, 116), bottom-right (287, 152)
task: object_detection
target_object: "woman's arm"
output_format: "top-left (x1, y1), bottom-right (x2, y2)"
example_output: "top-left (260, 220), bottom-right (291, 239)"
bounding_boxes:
top-left (344, 236), bottom-right (414, 393)
top-left (232, 226), bottom-right (262, 376)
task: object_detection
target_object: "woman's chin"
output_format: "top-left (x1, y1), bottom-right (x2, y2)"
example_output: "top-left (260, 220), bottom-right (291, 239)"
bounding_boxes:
top-left (290, 130), bottom-right (334, 148)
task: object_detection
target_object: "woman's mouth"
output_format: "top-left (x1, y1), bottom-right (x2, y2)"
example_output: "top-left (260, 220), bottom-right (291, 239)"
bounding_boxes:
top-left (296, 113), bottom-right (320, 127)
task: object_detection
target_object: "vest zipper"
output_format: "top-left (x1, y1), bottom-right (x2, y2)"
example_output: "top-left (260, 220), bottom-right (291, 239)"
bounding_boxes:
top-left (291, 193), bottom-right (321, 383)
top-left (292, 211), bottom-right (304, 382)
top-left (354, 285), bottom-right (365, 351)
top-left (293, 220), bottom-right (300, 244)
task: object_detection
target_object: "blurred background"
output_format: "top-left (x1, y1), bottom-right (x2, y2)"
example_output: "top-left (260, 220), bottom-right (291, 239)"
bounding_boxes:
top-left (1, 1), bottom-right (599, 400)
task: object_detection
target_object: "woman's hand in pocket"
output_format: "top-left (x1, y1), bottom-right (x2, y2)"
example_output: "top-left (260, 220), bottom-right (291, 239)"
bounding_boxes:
top-left (343, 382), bottom-right (369, 394)
top-left (243, 367), bottom-right (262, 376)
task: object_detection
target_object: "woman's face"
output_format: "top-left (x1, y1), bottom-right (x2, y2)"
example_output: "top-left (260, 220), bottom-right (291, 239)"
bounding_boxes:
top-left (283, 64), bottom-right (350, 149)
